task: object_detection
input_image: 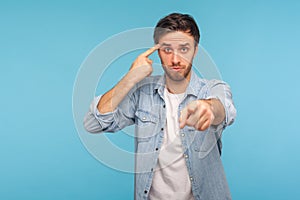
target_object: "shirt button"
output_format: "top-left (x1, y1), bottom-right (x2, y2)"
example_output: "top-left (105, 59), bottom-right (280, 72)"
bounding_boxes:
top-left (155, 148), bottom-right (159, 151)
top-left (161, 128), bottom-right (164, 131)
top-left (184, 154), bottom-right (188, 158)
top-left (144, 190), bottom-right (148, 194)
top-left (163, 104), bottom-right (166, 108)
top-left (142, 117), bottom-right (146, 120)
top-left (181, 133), bottom-right (185, 137)
top-left (190, 177), bottom-right (193, 181)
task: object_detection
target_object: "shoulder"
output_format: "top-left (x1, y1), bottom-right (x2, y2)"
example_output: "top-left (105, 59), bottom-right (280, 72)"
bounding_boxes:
top-left (189, 72), bottom-right (218, 90)
top-left (189, 72), bottom-right (231, 96)
top-left (195, 73), bottom-right (228, 87)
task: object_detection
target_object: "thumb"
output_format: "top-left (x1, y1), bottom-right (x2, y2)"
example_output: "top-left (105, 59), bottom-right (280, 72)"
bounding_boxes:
top-left (179, 110), bottom-right (187, 129)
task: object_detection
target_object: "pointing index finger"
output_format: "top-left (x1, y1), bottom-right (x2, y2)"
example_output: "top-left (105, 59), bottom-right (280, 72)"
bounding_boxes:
top-left (142, 44), bottom-right (161, 57)
top-left (179, 108), bottom-right (189, 129)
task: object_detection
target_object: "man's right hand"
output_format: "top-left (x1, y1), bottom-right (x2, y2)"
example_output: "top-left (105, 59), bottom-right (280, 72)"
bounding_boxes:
top-left (128, 44), bottom-right (160, 83)
top-left (97, 44), bottom-right (160, 114)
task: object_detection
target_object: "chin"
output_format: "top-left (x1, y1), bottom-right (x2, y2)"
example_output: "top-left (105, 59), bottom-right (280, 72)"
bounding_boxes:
top-left (166, 71), bottom-right (188, 82)
top-left (162, 64), bottom-right (191, 81)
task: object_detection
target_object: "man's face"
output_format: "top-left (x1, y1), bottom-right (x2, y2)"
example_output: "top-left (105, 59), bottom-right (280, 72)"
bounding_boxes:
top-left (158, 31), bottom-right (198, 82)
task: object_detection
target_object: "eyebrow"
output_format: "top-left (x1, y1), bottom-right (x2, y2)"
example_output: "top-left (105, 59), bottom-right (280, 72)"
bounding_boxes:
top-left (179, 43), bottom-right (191, 47)
top-left (160, 42), bottom-right (191, 47)
top-left (161, 43), bottom-right (171, 47)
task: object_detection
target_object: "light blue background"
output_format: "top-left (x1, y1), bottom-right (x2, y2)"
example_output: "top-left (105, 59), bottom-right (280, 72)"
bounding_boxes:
top-left (1, 0), bottom-right (300, 199)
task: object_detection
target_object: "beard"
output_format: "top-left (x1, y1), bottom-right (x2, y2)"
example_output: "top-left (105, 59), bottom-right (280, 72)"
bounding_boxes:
top-left (162, 63), bottom-right (192, 82)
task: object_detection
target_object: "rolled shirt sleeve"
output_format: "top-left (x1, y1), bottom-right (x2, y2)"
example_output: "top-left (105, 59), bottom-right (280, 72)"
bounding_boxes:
top-left (83, 91), bottom-right (137, 133)
top-left (205, 79), bottom-right (236, 127)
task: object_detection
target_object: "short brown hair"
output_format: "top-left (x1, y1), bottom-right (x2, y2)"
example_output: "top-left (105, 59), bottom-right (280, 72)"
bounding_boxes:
top-left (153, 13), bottom-right (200, 46)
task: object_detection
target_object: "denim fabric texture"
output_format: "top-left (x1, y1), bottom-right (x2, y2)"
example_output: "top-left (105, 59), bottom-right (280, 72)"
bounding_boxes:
top-left (84, 71), bottom-right (236, 200)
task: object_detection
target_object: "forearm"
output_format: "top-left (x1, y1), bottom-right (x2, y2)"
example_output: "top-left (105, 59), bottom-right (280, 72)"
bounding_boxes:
top-left (97, 45), bottom-right (159, 114)
top-left (207, 98), bottom-right (226, 125)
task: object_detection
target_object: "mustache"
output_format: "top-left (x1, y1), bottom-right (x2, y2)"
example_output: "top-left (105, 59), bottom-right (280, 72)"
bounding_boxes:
top-left (165, 64), bottom-right (185, 67)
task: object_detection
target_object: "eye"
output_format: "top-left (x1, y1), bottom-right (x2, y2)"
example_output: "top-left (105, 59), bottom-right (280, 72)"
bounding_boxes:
top-left (163, 47), bottom-right (173, 53)
top-left (180, 47), bottom-right (189, 53)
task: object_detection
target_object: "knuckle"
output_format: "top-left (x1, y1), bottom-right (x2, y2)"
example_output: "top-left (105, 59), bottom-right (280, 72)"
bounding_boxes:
top-left (187, 107), bottom-right (194, 113)
top-left (185, 119), bottom-right (191, 126)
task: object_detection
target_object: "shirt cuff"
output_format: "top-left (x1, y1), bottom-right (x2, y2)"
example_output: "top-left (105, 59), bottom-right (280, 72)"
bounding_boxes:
top-left (92, 95), bottom-right (118, 123)
top-left (205, 95), bottom-right (229, 128)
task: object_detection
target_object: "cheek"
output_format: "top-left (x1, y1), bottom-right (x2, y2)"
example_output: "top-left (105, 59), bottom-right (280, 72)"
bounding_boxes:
top-left (158, 52), bottom-right (171, 63)
top-left (181, 52), bottom-right (195, 63)
top-left (178, 55), bottom-right (191, 64)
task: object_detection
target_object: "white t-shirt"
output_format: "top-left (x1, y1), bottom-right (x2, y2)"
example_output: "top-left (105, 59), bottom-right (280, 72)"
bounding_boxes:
top-left (149, 88), bottom-right (194, 200)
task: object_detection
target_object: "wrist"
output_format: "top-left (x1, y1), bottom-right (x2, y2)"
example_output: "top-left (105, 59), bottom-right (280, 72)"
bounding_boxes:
top-left (206, 98), bottom-right (225, 125)
top-left (123, 72), bottom-right (140, 87)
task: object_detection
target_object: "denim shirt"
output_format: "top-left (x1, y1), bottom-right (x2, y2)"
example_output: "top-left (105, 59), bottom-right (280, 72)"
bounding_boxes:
top-left (84, 71), bottom-right (236, 200)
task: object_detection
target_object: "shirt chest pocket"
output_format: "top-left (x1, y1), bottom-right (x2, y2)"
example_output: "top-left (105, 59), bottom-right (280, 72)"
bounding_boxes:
top-left (135, 109), bottom-right (159, 142)
top-left (192, 131), bottom-right (219, 159)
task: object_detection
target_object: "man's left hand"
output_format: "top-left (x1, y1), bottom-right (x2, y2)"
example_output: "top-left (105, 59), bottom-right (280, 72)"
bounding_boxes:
top-left (179, 100), bottom-right (215, 131)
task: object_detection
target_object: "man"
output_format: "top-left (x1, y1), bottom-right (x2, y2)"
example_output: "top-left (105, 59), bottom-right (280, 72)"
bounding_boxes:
top-left (84, 13), bottom-right (236, 200)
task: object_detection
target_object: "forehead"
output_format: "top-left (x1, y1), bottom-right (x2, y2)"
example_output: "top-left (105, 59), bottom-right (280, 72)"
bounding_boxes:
top-left (158, 31), bottom-right (195, 46)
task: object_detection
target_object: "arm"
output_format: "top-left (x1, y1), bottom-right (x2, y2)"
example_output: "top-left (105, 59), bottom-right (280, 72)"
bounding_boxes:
top-left (98, 44), bottom-right (160, 114)
top-left (179, 80), bottom-right (236, 131)
top-left (83, 45), bottom-right (160, 133)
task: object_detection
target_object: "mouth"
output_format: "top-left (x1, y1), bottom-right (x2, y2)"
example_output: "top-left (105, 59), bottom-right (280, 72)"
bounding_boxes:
top-left (170, 66), bottom-right (183, 72)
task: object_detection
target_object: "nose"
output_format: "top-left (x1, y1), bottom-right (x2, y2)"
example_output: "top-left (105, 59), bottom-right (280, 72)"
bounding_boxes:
top-left (171, 51), bottom-right (181, 65)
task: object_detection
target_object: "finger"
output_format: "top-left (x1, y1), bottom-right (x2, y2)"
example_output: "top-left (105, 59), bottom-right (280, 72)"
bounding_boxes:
top-left (141, 44), bottom-right (161, 57)
top-left (179, 101), bottom-right (199, 128)
top-left (197, 105), bottom-right (215, 128)
top-left (179, 108), bottom-right (189, 129)
top-left (184, 108), bottom-right (201, 127)
top-left (146, 58), bottom-right (153, 64)
top-left (197, 114), bottom-right (209, 129)
top-left (197, 118), bottom-right (210, 131)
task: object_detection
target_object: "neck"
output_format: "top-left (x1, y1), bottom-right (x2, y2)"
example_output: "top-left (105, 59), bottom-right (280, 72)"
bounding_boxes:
top-left (165, 72), bottom-right (191, 94)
